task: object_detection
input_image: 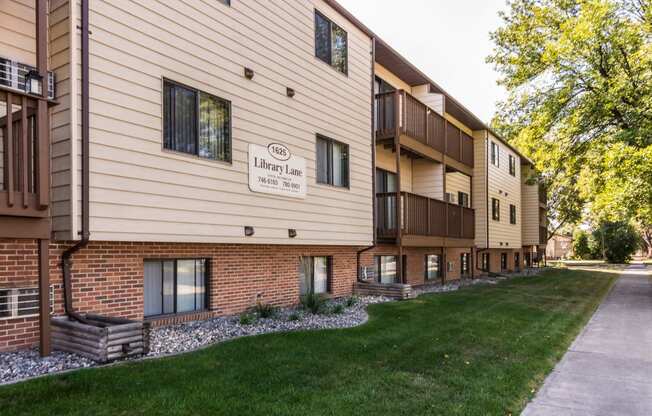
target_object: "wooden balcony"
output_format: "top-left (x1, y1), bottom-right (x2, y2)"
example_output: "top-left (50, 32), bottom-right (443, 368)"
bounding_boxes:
top-left (375, 90), bottom-right (474, 169)
top-left (376, 192), bottom-right (475, 246)
top-left (0, 90), bottom-right (50, 238)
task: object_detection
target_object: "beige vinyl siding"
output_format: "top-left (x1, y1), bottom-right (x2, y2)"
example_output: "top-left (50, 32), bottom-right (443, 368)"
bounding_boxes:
top-left (376, 145), bottom-right (412, 192)
top-left (374, 63), bottom-right (411, 92)
top-left (49, 0), bottom-right (73, 239)
top-left (412, 159), bottom-right (443, 200)
top-left (521, 165), bottom-right (541, 245)
top-left (0, 0), bottom-right (36, 65)
top-left (486, 133), bottom-right (522, 248)
top-left (472, 130), bottom-right (487, 247)
top-left (445, 172), bottom-right (471, 205)
top-left (62, 0), bottom-right (373, 245)
top-left (411, 84), bottom-right (444, 115)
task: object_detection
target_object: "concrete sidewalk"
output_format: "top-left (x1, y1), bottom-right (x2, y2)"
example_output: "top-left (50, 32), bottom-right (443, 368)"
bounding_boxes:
top-left (522, 265), bottom-right (652, 416)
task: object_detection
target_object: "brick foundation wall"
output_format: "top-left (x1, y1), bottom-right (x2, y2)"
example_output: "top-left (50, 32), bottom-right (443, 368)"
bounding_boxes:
top-left (0, 239), bottom-right (362, 352)
top-left (474, 248), bottom-right (526, 275)
top-left (361, 245), bottom-right (473, 286)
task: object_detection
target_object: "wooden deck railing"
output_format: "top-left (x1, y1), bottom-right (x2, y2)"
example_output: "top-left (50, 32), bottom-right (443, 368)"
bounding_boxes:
top-left (376, 192), bottom-right (475, 240)
top-left (375, 90), bottom-right (474, 168)
top-left (0, 91), bottom-right (49, 217)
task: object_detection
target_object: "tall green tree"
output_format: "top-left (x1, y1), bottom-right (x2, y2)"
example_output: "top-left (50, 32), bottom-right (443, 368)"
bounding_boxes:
top-left (488, 0), bottom-right (652, 243)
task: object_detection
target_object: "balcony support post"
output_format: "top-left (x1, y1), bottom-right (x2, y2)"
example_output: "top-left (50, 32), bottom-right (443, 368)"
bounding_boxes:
top-left (36, 0), bottom-right (50, 209)
top-left (394, 90), bottom-right (404, 284)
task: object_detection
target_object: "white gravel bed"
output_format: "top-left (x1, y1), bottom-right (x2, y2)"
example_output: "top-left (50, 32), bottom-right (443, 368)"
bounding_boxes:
top-left (0, 349), bottom-right (94, 385)
top-left (147, 295), bottom-right (392, 356)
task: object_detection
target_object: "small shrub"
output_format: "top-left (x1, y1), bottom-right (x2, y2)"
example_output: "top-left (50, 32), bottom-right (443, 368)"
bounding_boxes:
top-left (239, 312), bottom-right (257, 325)
top-left (300, 293), bottom-right (327, 314)
top-left (288, 312), bottom-right (302, 322)
top-left (330, 304), bottom-right (345, 315)
top-left (344, 296), bottom-right (358, 307)
top-left (254, 302), bottom-right (277, 319)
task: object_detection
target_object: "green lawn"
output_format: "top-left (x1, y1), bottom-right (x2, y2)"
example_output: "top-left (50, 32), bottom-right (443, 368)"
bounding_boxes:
top-left (0, 269), bottom-right (617, 416)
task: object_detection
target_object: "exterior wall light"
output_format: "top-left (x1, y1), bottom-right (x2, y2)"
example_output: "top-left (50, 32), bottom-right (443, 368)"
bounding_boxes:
top-left (244, 226), bottom-right (255, 236)
top-left (244, 67), bottom-right (255, 80)
top-left (25, 70), bottom-right (43, 96)
top-left (288, 229), bottom-right (297, 238)
top-left (286, 87), bottom-right (295, 98)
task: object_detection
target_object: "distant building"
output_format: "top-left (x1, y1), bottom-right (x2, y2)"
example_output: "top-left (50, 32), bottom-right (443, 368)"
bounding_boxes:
top-left (546, 235), bottom-right (573, 260)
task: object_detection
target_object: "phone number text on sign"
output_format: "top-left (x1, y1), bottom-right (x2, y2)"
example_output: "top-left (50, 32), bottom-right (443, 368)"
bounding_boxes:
top-left (248, 143), bottom-right (307, 199)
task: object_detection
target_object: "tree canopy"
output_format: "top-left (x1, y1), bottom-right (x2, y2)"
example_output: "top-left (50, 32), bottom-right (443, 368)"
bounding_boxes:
top-left (488, 0), bottom-right (652, 250)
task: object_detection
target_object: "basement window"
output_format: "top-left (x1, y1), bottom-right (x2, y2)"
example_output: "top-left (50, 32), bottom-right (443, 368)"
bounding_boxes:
top-left (144, 259), bottom-right (208, 318)
top-left (0, 286), bottom-right (54, 319)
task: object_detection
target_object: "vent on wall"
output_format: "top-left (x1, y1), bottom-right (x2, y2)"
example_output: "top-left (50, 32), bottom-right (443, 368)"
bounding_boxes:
top-left (0, 57), bottom-right (55, 99)
top-left (0, 286), bottom-right (54, 319)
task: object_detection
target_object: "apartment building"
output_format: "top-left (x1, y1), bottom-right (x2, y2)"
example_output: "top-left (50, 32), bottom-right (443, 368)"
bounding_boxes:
top-left (0, 0), bottom-right (546, 355)
top-left (1, 0), bottom-right (375, 353)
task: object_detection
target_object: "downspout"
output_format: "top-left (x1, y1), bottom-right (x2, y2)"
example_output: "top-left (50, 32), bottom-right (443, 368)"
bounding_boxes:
top-left (61, 0), bottom-right (90, 323)
top-left (475, 134), bottom-right (491, 273)
top-left (357, 38), bottom-right (377, 281)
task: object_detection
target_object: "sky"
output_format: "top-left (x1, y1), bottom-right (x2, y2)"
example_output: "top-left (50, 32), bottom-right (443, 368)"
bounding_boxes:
top-left (337, 0), bottom-right (508, 123)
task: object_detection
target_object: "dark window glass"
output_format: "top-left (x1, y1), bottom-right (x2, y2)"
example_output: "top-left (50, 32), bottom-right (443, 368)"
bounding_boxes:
top-left (480, 253), bottom-right (490, 271)
top-left (425, 255), bottom-right (441, 280)
top-left (510, 204), bottom-right (517, 224)
top-left (509, 155), bottom-right (516, 176)
top-left (492, 198), bottom-right (500, 221)
top-left (514, 253), bottom-right (520, 271)
top-left (144, 259), bottom-right (208, 318)
top-left (316, 135), bottom-right (349, 187)
top-left (460, 253), bottom-right (470, 276)
top-left (500, 253), bottom-right (508, 271)
top-left (163, 80), bottom-right (231, 162)
top-left (375, 256), bottom-right (398, 284)
top-left (315, 11), bottom-right (347, 74)
top-left (300, 256), bottom-right (331, 295)
top-left (491, 142), bottom-right (499, 167)
top-left (458, 192), bottom-right (470, 208)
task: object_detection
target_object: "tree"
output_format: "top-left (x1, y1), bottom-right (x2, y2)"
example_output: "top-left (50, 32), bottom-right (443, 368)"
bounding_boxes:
top-left (572, 228), bottom-right (593, 259)
top-left (488, 0), bottom-right (652, 241)
top-left (591, 221), bottom-right (640, 263)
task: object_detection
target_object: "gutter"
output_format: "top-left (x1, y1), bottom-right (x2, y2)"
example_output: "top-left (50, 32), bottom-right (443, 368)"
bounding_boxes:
top-left (61, 0), bottom-right (90, 323)
top-left (356, 38), bottom-right (377, 281)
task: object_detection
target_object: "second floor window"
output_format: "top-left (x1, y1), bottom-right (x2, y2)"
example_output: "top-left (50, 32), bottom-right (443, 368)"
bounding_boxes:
top-left (316, 135), bottom-right (349, 187)
top-left (509, 155), bottom-right (516, 176)
top-left (315, 11), bottom-right (348, 74)
top-left (492, 198), bottom-right (500, 221)
top-left (491, 142), bottom-right (499, 167)
top-left (510, 204), bottom-right (517, 224)
top-left (458, 192), bottom-right (470, 208)
top-left (163, 80), bottom-right (231, 162)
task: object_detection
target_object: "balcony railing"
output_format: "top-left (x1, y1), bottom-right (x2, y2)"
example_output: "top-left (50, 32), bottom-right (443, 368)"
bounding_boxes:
top-left (1, 91), bottom-right (49, 217)
top-left (376, 192), bottom-right (475, 241)
top-left (375, 90), bottom-right (474, 168)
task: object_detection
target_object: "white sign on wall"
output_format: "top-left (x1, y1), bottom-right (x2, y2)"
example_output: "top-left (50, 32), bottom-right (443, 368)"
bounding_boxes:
top-left (248, 143), bottom-right (306, 199)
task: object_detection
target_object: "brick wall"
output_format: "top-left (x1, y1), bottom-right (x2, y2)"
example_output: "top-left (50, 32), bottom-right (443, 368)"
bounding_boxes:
top-left (361, 245), bottom-right (473, 286)
top-left (0, 239), bottom-right (362, 352)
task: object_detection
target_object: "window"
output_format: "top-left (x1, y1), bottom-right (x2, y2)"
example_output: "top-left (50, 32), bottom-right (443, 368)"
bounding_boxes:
top-left (445, 192), bottom-right (455, 203)
top-left (509, 154), bottom-right (516, 176)
top-left (375, 256), bottom-right (398, 284)
top-left (480, 253), bottom-right (490, 272)
top-left (510, 204), bottom-right (517, 224)
top-left (514, 252), bottom-right (520, 271)
top-left (0, 287), bottom-right (54, 319)
top-left (500, 253), bottom-right (508, 271)
top-left (425, 255), bottom-right (441, 281)
top-left (374, 76), bottom-right (395, 94)
top-left (316, 135), bottom-right (349, 187)
top-left (492, 198), bottom-right (500, 221)
top-left (144, 259), bottom-right (208, 318)
top-left (491, 142), bottom-right (499, 167)
top-left (163, 80), bottom-right (231, 162)
top-left (315, 11), bottom-right (347, 74)
top-left (460, 253), bottom-right (470, 276)
top-left (300, 256), bottom-right (331, 295)
top-left (458, 192), bottom-right (470, 208)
